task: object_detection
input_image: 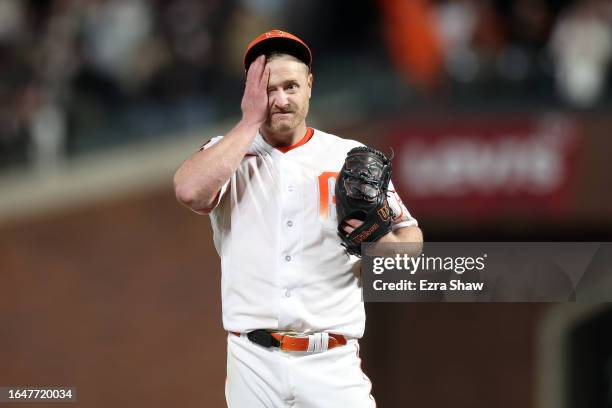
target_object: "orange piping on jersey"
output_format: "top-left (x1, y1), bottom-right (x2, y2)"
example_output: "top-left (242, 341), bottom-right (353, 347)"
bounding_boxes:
top-left (275, 127), bottom-right (314, 153)
top-left (318, 172), bottom-right (338, 219)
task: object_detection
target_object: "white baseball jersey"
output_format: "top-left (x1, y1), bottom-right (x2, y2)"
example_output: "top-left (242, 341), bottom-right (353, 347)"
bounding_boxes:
top-left (201, 128), bottom-right (417, 339)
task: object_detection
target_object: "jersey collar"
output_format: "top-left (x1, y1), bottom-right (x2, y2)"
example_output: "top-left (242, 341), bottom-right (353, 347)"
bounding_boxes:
top-left (252, 128), bottom-right (315, 156)
top-left (275, 127), bottom-right (315, 153)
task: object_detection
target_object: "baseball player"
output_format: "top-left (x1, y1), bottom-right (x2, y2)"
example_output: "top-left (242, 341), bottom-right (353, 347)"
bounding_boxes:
top-left (174, 29), bottom-right (422, 407)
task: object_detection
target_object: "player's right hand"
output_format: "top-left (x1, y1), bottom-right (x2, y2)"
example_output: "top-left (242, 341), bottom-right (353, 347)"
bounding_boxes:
top-left (241, 55), bottom-right (270, 127)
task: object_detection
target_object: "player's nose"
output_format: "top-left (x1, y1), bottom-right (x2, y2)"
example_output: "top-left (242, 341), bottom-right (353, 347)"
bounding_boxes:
top-left (271, 91), bottom-right (290, 110)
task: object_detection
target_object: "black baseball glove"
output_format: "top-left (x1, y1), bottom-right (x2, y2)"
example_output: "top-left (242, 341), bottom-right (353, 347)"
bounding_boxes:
top-left (335, 146), bottom-right (395, 256)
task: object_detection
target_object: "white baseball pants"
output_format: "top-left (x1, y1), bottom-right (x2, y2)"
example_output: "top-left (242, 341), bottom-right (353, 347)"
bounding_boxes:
top-left (225, 333), bottom-right (376, 408)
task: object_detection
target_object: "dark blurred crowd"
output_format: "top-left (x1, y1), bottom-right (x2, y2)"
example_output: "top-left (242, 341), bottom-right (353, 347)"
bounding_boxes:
top-left (382, 0), bottom-right (612, 103)
top-left (0, 0), bottom-right (611, 171)
top-left (0, 0), bottom-right (235, 170)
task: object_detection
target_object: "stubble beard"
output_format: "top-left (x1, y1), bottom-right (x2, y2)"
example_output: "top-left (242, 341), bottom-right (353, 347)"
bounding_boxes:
top-left (268, 114), bottom-right (300, 133)
top-left (265, 103), bottom-right (309, 135)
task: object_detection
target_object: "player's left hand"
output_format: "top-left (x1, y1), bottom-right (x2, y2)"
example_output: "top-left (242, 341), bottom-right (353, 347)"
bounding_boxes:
top-left (341, 219), bottom-right (363, 234)
top-left (342, 218), bottom-right (399, 244)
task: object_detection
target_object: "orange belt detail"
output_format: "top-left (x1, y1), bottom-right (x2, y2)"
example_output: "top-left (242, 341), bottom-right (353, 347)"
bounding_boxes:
top-left (231, 331), bottom-right (347, 352)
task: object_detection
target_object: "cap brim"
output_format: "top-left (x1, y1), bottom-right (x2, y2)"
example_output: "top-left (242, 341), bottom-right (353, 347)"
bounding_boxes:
top-left (244, 37), bottom-right (311, 71)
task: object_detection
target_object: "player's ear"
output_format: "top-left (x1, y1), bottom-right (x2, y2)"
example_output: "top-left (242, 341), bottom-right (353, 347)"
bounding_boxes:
top-left (307, 73), bottom-right (313, 98)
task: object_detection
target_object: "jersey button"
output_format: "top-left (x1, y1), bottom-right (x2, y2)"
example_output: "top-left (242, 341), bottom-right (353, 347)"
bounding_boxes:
top-left (287, 220), bottom-right (293, 227)
top-left (285, 255), bottom-right (292, 262)
top-left (285, 290), bottom-right (292, 298)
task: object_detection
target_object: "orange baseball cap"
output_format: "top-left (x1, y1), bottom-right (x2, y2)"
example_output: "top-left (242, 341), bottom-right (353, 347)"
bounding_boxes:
top-left (244, 29), bottom-right (312, 71)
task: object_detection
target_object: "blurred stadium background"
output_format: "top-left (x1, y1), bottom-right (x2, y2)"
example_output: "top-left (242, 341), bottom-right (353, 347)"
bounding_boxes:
top-left (1, 0), bottom-right (611, 407)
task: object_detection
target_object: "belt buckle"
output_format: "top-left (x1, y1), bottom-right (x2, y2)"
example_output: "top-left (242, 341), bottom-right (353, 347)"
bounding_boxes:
top-left (272, 331), bottom-right (294, 352)
top-left (276, 330), bottom-right (300, 337)
top-left (273, 331), bottom-right (305, 352)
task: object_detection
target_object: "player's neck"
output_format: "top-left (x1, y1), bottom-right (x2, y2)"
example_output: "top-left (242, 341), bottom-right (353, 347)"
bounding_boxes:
top-left (261, 123), bottom-right (308, 149)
